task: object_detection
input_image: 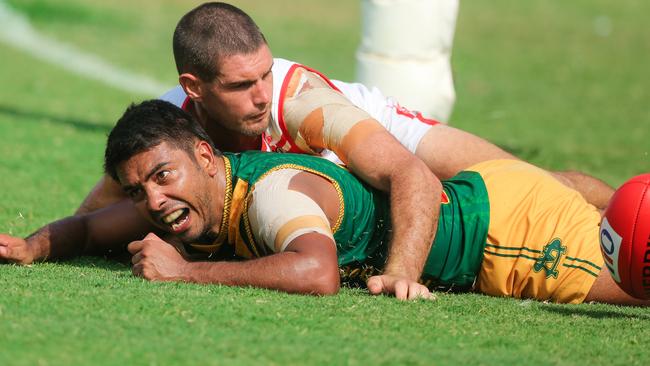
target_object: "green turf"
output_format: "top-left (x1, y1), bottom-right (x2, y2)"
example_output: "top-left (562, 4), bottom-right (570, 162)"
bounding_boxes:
top-left (1, 0), bottom-right (649, 365)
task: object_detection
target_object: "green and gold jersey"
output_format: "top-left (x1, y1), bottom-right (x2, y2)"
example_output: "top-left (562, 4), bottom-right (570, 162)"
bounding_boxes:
top-left (189, 151), bottom-right (490, 290)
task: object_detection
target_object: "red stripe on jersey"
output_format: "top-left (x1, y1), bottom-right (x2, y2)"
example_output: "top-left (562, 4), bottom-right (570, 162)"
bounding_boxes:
top-left (277, 63), bottom-right (308, 154)
top-left (394, 103), bottom-right (441, 126)
top-left (277, 63), bottom-right (343, 154)
top-left (260, 133), bottom-right (273, 151)
top-left (297, 64), bottom-right (342, 92)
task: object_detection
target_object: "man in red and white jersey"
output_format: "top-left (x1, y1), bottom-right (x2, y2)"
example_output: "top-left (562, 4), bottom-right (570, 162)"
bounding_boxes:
top-left (153, 3), bottom-right (612, 208)
top-left (76, 2), bottom-right (613, 300)
top-left (160, 57), bottom-right (438, 166)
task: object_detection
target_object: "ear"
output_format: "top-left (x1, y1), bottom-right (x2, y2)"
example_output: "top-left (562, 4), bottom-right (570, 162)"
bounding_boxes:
top-left (194, 140), bottom-right (218, 177)
top-left (179, 73), bottom-right (204, 102)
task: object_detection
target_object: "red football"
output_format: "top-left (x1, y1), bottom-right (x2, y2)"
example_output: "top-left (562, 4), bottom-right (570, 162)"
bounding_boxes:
top-left (599, 173), bottom-right (650, 299)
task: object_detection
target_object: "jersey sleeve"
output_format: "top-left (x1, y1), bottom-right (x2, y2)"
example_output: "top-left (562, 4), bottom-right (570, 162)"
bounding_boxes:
top-left (247, 169), bottom-right (335, 252)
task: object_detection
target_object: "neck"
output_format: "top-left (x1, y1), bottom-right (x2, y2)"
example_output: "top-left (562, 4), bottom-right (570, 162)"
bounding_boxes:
top-left (211, 127), bottom-right (262, 152)
top-left (192, 101), bottom-right (262, 152)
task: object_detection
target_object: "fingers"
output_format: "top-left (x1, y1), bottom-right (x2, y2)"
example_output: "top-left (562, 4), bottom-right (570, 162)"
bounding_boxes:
top-left (127, 240), bottom-right (144, 255)
top-left (394, 279), bottom-right (409, 300)
top-left (367, 275), bottom-right (435, 301)
top-left (0, 235), bottom-right (32, 264)
top-left (131, 250), bottom-right (143, 265)
top-left (407, 282), bottom-right (434, 300)
top-left (132, 262), bottom-right (144, 278)
top-left (366, 276), bottom-right (385, 295)
top-left (143, 232), bottom-right (161, 241)
top-left (395, 280), bottom-right (434, 300)
top-left (128, 232), bottom-right (164, 255)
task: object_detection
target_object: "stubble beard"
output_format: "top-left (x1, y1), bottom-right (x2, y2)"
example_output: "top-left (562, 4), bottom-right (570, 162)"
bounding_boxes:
top-left (178, 177), bottom-right (219, 245)
top-left (238, 112), bottom-right (270, 137)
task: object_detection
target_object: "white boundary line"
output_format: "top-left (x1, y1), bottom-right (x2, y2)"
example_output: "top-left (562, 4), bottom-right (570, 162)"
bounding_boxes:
top-left (0, 1), bottom-right (170, 96)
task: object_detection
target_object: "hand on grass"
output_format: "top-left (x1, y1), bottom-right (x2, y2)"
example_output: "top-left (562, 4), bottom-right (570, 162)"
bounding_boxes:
top-left (367, 274), bottom-right (435, 301)
top-left (128, 232), bottom-right (188, 281)
top-left (0, 234), bottom-right (34, 264)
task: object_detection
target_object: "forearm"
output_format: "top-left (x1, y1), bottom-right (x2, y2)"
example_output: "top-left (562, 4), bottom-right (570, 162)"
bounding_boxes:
top-left (182, 251), bottom-right (340, 295)
top-left (28, 201), bottom-right (152, 261)
top-left (552, 171), bottom-right (614, 209)
top-left (344, 130), bottom-right (440, 281)
top-left (26, 216), bottom-right (90, 261)
top-left (383, 161), bottom-right (440, 280)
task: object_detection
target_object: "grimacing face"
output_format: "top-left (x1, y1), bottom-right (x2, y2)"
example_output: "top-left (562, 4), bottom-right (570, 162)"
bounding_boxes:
top-left (116, 141), bottom-right (218, 243)
top-left (200, 44), bottom-right (274, 137)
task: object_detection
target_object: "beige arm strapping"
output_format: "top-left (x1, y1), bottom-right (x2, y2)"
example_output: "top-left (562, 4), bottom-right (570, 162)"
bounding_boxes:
top-left (282, 70), bottom-right (374, 157)
top-left (248, 169), bottom-right (334, 252)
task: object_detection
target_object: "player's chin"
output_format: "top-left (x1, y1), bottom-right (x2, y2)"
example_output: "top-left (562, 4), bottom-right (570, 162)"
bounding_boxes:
top-left (175, 227), bottom-right (203, 244)
top-left (240, 121), bottom-right (268, 137)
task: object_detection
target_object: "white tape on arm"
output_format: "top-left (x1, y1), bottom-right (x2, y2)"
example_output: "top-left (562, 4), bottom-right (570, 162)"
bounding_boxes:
top-left (248, 169), bottom-right (334, 252)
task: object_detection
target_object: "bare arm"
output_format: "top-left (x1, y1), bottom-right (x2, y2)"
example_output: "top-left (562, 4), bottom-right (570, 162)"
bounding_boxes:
top-left (341, 126), bottom-right (441, 299)
top-left (0, 200), bottom-right (154, 264)
top-left (552, 171), bottom-right (614, 209)
top-left (414, 124), bottom-right (614, 208)
top-left (76, 175), bottom-right (127, 214)
top-left (128, 232), bottom-right (340, 295)
top-left (282, 70), bottom-right (441, 299)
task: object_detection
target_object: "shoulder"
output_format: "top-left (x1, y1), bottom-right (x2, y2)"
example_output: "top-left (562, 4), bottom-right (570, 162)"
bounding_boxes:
top-left (247, 169), bottom-right (333, 252)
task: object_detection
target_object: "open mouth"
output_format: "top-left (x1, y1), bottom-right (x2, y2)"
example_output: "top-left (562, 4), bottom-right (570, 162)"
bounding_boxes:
top-left (162, 208), bottom-right (190, 233)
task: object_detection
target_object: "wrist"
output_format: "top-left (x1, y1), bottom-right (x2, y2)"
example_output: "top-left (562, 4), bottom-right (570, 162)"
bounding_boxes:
top-left (178, 260), bottom-right (199, 282)
top-left (382, 262), bottom-right (420, 281)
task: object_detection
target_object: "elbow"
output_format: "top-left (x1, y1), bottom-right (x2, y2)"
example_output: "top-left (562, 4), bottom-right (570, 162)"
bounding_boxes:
top-left (295, 257), bottom-right (340, 296)
top-left (396, 154), bottom-right (438, 183)
top-left (310, 270), bottom-right (340, 296)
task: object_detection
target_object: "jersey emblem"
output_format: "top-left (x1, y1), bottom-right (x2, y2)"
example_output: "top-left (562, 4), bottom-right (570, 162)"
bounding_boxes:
top-left (533, 238), bottom-right (566, 279)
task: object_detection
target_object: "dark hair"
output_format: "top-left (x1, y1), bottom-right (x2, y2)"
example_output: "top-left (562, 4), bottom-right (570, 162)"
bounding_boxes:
top-left (104, 99), bottom-right (220, 181)
top-left (173, 2), bottom-right (267, 81)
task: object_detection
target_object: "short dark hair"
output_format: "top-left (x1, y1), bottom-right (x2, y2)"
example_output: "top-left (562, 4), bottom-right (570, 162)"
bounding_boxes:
top-left (104, 100), bottom-right (219, 181)
top-left (173, 2), bottom-right (267, 81)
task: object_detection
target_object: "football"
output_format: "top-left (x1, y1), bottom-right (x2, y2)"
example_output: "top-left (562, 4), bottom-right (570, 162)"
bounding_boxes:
top-left (599, 173), bottom-right (650, 299)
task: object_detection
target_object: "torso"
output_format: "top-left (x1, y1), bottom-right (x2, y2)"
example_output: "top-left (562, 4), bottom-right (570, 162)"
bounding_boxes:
top-left (185, 151), bottom-right (490, 290)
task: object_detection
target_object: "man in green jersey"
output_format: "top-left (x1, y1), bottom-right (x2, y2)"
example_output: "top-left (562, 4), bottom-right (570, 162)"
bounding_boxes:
top-left (0, 100), bottom-right (645, 305)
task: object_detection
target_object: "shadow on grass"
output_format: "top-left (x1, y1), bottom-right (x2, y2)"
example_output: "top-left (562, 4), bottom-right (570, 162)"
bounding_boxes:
top-left (56, 255), bottom-right (131, 273)
top-left (539, 303), bottom-right (650, 320)
top-left (0, 103), bottom-right (112, 133)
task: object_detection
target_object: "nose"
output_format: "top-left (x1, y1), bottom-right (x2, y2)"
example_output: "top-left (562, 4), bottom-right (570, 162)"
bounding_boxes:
top-left (251, 80), bottom-right (271, 107)
top-left (144, 186), bottom-right (167, 212)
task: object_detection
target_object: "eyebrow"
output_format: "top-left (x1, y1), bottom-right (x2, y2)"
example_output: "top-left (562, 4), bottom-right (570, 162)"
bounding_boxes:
top-left (220, 63), bottom-right (274, 87)
top-left (145, 162), bottom-right (169, 181)
top-left (121, 161), bottom-right (169, 192)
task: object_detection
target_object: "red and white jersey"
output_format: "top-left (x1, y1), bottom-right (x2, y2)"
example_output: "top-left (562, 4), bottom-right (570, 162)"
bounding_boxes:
top-left (160, 58), bottom-right (439, 164)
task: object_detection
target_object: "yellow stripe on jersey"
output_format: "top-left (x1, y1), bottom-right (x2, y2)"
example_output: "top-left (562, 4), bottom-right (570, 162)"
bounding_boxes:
top-left (228, 179), bottom-right (254, 258)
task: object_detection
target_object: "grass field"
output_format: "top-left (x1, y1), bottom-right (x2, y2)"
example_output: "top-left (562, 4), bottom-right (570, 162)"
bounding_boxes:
top-left (1, 1), bottom-right (649, 365)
